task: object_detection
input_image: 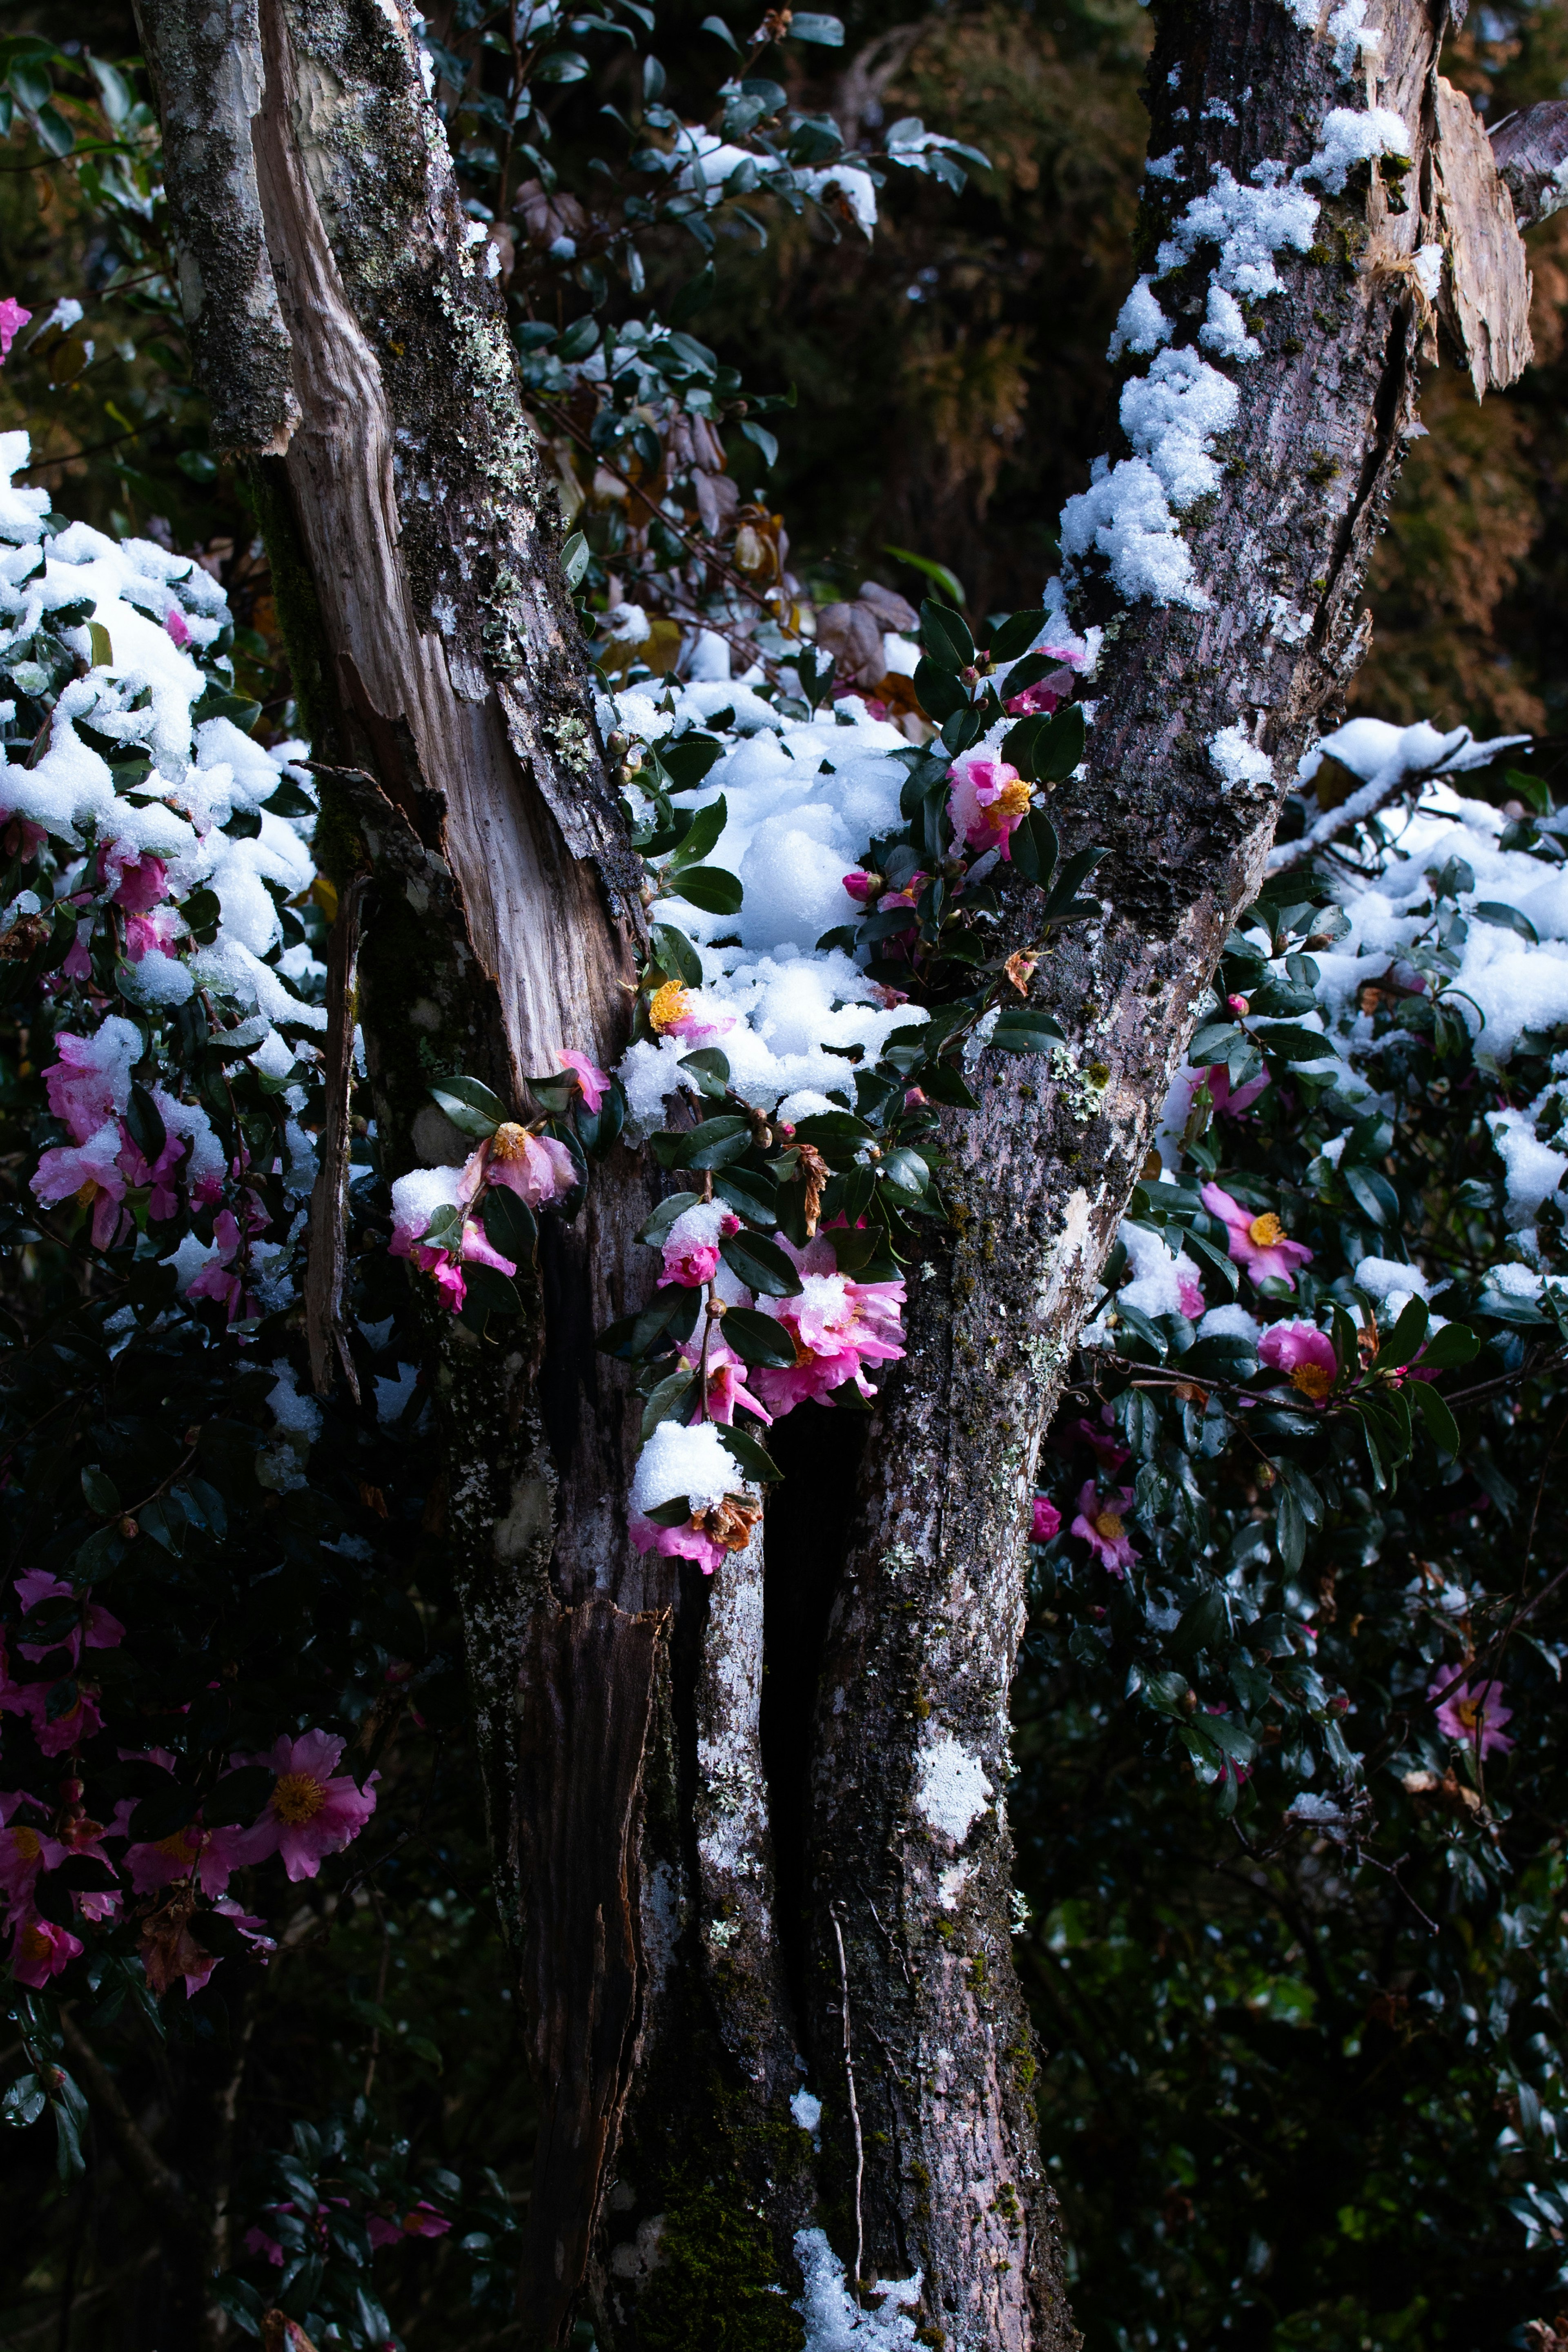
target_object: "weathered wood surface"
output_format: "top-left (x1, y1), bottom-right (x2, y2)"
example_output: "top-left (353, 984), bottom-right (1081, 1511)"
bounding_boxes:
top-left (1433, 75), bottom-right (1534, 396)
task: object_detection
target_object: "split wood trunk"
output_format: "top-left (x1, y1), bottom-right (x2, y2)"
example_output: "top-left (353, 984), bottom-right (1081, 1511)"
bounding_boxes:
top-left (130, 0), bottom-right (1532, 2341)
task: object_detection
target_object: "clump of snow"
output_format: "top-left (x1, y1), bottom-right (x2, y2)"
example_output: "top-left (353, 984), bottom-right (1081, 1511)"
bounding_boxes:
top-left (1302, 106), bottom-right (1411, 194)
top-left (631, 1419), bottom-right (747, 1515)
top-left (1209, 725), bottom-right (1274, 792)
top-left (794, 2229), bottom-right (923, 2350)
top-left (1108, 276), bottom-right (1173, 362)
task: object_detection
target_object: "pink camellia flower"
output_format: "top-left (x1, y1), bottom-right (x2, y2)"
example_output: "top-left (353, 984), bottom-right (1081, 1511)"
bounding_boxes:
top-left (1428, 1674), bottom-right (1514, 1756)
top-left (245, 1731), bottom-right (378, 1882)
top-left (1201, 1181), bottom-right (1312, 1289)
top-left (1004, 663), bottom-right (1076, 718)
top-left (1070, 1479), bottom-right (1139, 1577)
top-left (947, 750), bottom-right (1033, 861)
top-left (117, 1121), bottom-right (186, 1219)
top-left (558, 1050), bottom-right (610, 1114)
top-left (842, 870), bottom-right (877, 904)
top-left (165, 606), bottom-right (192, 650)
top-left (122, 904), bottom-right (185, 964)
top-left (1259, 1319), bottom-right (1338, 1406)
top-left (10, 1912), bottom-right (83, 1987)
top-left (1205, 1062), bottom-right (1270, 1118)
top-left (14, 1570), bottom-right (125, 1663)
top-left (124, 1819), bottom-right (261, 1900)
top-left (0, 299), bottom-right (31, 363)
top-left (369, 2203), bottom-right (451, 2248)
top-left (245, 2225), bottom-right (285, 2267)
top-left (188, 1208), bottom-right (257, 1322)
top-left (31, 1126), bottom-right (129, 1249)
top-left (0, 1820), bottom-right (65, 1906)
top-left (750, 1234), bottom-right (906, 1415)
top-left (659, 1200), bottom-right (740, 1289)
top-left (12, 1677), bottom-right (105, 1757)
top-left (460, 1122), bottom-right (576, 1213)
top-left (1070, 1408), bottom-right (1129, 1473)
top-left (678, 1334), bottom-right (772, 1428)
top-left (1176, 1264), bottom-right (1205, 1319)
top-left (107, 853), bottom-right (169, 914)
top-left (647, 980), bottom-right (735, 1044)
top-left (1031, 1495), bottom-right (1061, 1542)
top-left (45, 1028), bottom-right (137, 1142)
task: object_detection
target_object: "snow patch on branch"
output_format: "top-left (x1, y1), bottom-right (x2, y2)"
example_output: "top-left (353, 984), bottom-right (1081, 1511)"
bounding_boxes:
top-left (794, 2228), bottom-right (924, 2348)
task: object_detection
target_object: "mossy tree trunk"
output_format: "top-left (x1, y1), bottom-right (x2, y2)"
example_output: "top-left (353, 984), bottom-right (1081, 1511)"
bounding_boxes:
top-left (134, 0), bottom-right (1532, 2343)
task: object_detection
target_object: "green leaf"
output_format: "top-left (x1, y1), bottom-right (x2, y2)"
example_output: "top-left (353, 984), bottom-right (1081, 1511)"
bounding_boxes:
top-left (720, 1229), bottom-right (804, 1296)
top-left (884, 545), bottom-right (966, 608)
top-left (562, 531), bottom-right (590, 590)
top-left (702, 1166), bottom-right (769, 1226)
top-left (557, 315), bottom-right (600, 361)
top-left (668, 864), bottom-right (744, 915)
top-left (1472, 900), bottom-right (1539, 942)
top-left (1409, 1376), bottom-right (1460, 1458)
top-left (429, 1074), bottom-right (509, 1137)
top-left (658, 735), bottom-right (726, 792)
top-left (1275, 1486), bottom-right (1307, 1575)
top-left (990, 1008), bottom-right (1065, 1053)
top-left (879, 1146), bottom-right (929, 1199)
top-left (741, 420), bottom-right (779, 467)
top-left (919, 597), bottom-right (975, 671)
top-left (459, 1263), bottom-right (522, 1320)
top-left (1415, 1320), bottom-right (1479, 1369)
top-left (686, 1115), bottom-right (754, 1171)
top-left (80, 1465), bottom-right (121, 1516)
top-left (1034, 702), bottom-right (1086, 783)
top-left (203, 1765), bottom-right (276, 1828)
top-left (720, 1306), bottom-right (799, 1365)
top-left (1372, 1293), bottom-right (1428, 1371)
top-left (534, 46), bottom-right (591, 78)
top-left (912, 656), bottom-right (968, 722)
top-left (639, 1191), bottom-right (702, 1247)
top-left (482, 1185), bottom-right (537, 1263)
top-left (915, 1061), bottom-right (979, 1110)
top-left (988, 610), bottom-right (1050, 664)
top-left (678, 1046), bottom-right (732, 1099)
top-left (665, 794), bottom-right (728, 870)
top-left (787, 10), bottom-right (844, 39)
top-left (641, 1369), bottom-right (701, 1440)
top-left (716, 1425), bottom-right (783, 1481)
top-left (2, 2072), bottom-right (46, 2129)
top-left (649, 922), bottom-right (704, 987)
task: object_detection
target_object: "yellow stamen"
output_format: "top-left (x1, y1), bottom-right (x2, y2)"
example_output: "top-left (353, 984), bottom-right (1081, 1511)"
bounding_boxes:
top-left (1248, 1212), bottom-right (1285, 1248)
top-left (1291, 1362), bottom-right (1334, 1401)
top-left (489, 1123), bottom-right (530, 1160)
top-left (9, 1826), bottom-right (41, 1862)
top-left (272, 1771), bottom-right (327, 1826)
top-left (993, 779), bottom-right (1032, 821)
top-left (1093, 1510), bottom-right (1124, 1542)
top-left (649, 980), bottom-right (691, 1034)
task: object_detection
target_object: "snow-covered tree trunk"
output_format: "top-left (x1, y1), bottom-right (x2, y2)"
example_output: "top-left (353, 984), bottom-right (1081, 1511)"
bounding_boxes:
top-left (134, 0), bottom-right (1535, 2342)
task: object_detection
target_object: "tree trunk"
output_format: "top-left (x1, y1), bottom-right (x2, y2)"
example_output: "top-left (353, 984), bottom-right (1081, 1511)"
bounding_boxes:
top-left (133, 0), bottom-right (1532, 2342)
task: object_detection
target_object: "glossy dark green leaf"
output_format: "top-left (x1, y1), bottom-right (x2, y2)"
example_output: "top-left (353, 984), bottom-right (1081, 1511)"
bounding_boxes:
top-left (720, 1228), bottom-right (803, 1296)
top-left (716, 1425), bottom-right (783, 1481)
top-left (429, 1074), bottom-right (509, 1137)
top-left (719, 1305), bottom-right (799, 1365)
top-left (668, 864), bottom-right (744, 915)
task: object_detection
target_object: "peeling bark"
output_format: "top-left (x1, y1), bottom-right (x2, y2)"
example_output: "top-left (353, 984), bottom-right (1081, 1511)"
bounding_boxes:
top-left (137, 0), bottom-right (1546, 2345)
top-left (1433, 75), bottom-right (1534, 396)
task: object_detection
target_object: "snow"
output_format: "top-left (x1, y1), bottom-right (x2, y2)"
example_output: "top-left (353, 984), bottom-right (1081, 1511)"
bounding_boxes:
top-left (794, 2229), bottom-right (923, 2350)
top-left (1153, 164), bottom-right (1319, 307)
top-left (1209, 724), bottom-right (1274, 792)
top-left (1108, 276), bottom-right (1173, 362)
top-left (1303, 106), bottom-right (1411, 194)
top-left (631, 1419), bottom-right (747, 1515)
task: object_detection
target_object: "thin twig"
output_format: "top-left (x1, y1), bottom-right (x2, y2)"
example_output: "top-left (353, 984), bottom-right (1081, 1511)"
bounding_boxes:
top-left (830, 1902), bottom-right (864, 2303)
top-left (306, 869), bottom-right (369, 1398)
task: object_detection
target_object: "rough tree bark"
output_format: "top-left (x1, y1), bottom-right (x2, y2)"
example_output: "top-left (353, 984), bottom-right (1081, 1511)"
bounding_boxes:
top-left (131, 0), bottom-right (1537, 2343)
